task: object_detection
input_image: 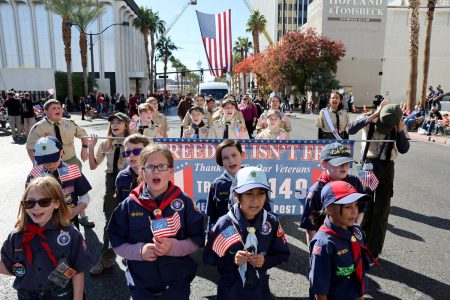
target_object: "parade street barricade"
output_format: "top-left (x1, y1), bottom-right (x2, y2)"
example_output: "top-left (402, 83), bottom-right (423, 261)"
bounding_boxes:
top-left (154, 138), bottom-right (354, 216)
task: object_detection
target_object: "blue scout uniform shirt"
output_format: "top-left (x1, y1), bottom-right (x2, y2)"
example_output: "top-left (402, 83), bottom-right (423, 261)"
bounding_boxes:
top-left (300, 173), bottom-right (365, 231)
top-left (115, 165), bottom-right (139, 202)
top-left (206, 171), bottom-right (234, 230)
top-left (0, 219), bottom-right (92, 292)
top-left (107, 182), bottom-right (204, 290)
top-left (309, 216), bottom-right (369, 300)
top-left (26, 162), bottom-right (92, 209)
top-left (203, 205), bottom-right (290, 300)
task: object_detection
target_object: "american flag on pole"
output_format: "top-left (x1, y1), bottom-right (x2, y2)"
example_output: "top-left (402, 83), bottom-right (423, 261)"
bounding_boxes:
top-left (212, 226), bottom-right (241, 257)
top-left (359, 171), bottom-right (379, 191)
top-left (150, 212), bottom-right (181, 238)
top-left (196, 9), bottom-right (232, 77)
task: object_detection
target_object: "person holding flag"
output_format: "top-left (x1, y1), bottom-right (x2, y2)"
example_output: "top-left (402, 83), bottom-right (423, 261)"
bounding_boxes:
top-left (204, 167), bottom-right (290, 300)
top-left (107, 144), bottom-right (204, 299)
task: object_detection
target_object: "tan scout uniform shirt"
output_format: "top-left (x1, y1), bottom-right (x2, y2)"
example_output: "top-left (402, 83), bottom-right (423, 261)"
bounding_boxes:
top-left (256, 110), bottom-right (292, 133)
top-left (27, 117), bottom-right (87, 161)
top-left (95, 138), bottom-right (127, 174)
top-left (181, 106), bottom-right (208, 128)
top-left (256, 128), bottom-right (290, 140)
top-left (130, 121), bottom-right (164, 138)
top-left (316, 108), bottom-right (349, 133)
top-left (207, 117), bottom-right (249, 139)
top-left (182, 124), bottom-right (209, 139)
top-left (358, 116), bottom-right (410, 161)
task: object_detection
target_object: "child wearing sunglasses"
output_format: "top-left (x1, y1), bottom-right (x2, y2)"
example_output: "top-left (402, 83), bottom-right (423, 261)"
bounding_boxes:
top-left (116, 133), bottom-right (151, 202)
top-left (27, 136), bottom-right (93, 230)
top-left (107, 144), bottom-right (204, 299)
top-left (0, 176), bottom-right (91, 300)
top-left (88, 112), bottom-right (130, 275)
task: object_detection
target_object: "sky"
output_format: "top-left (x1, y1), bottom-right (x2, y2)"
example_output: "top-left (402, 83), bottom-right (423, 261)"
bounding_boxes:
top-left (134, 0), bottom-right (252, 82)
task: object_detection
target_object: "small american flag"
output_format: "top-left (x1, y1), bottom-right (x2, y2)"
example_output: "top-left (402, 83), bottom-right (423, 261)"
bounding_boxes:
top-left (212, 226), bottom-right (241, 257)
top-left (151, 212), bottom-right (181, 238)
top-left (359, 171), bottom-right (379, 191)
top-left (196, 9), bottom-right (232, 77)
top-left (277, 132), bottom-right (287, 140)
top-left (235, 127), bottom-right (247, 139)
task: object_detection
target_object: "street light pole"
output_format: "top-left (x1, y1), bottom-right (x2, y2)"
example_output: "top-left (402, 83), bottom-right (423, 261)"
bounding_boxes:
top-left (67, 21), bottom-right (129, 91)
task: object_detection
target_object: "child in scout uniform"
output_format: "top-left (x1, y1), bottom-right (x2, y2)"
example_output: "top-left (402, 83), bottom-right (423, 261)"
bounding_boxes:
top-left (26, 99), bottom-right (89, 169)
top-left (309, 181), bottom-right (379, 300)
top-left (256, 95), bottom-right (292, 134)
top-left (182, 106), bottom-right (209, 139)
top-left (130, 103), bottom-right (163, 138)
top-left (0, 176), bottom-right (91, 300)
top-left (316, 92), bottom-right (350, 139)
top-left (208, 98), bottom-right (249, 139)
top-left (181, 94), bottom-right (206, 130)
top-left (204, 166), bottom-right (290, 300)
top-left (146, 97), bottom-right (169, 137)
top-left (88, 112), bottom-right (130, 275)
top-left (107, 144), bottom-right (204, 300)
top-left (206, 140), bottom-right (245, 233)
top-left (255, 110), bottom-right (290, 140)
top-left (300, 142), bottom-right (366, 245)
top-left (206, 96), bottom-right (218, 127)
top-left (116, 133), bottom-right (151, 202)
top-left (26, 136), bottom-right (93, 229)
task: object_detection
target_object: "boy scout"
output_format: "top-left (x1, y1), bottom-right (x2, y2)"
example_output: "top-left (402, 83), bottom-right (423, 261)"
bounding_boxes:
top-left (26, 100), bottom-right (88, 169)
top-left (256, 110), bottom-right (290, 140)
top-left (182, 106), bottom-right (209, 139)
top-left (146, 97), bottom-right (169, 137)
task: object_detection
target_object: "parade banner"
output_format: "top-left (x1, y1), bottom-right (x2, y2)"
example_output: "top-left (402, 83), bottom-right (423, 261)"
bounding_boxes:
top-left (154, 138), bottom-right (355, 216)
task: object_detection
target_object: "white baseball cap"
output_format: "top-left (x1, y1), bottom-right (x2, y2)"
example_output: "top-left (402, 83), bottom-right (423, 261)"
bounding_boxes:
top-left (234, 166), bottom-right (271, 194)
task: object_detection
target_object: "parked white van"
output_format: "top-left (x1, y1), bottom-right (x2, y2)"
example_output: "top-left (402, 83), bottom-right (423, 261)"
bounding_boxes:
top-left (198, 82), bottom-right (229, 103)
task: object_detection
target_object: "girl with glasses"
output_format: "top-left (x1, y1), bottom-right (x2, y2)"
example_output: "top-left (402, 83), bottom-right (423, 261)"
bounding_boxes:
top-left (87, 112), bottom-right (130, 275)
top-left (0, 176), bottom-right (91, 300)
top-left (107, 144), bottom-right (204, 299)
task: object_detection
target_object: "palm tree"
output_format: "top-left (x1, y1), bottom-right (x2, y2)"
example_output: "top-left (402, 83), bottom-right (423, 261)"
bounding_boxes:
top-left (149, 10), bottom-right (165, 93)
top-left (42, 0), bottom-right (79, 104)
top-left (407, 0), bottom-right (420, 110)
top-left (420, 0), bottom-right (437, 110)
top-left (233, 37), bottom-right (252, 94)
top-left (71, 0), bottom-right (105, 97)
top-left (246, 10), bottom-right (266, 54)
top-left (170, 57), bottom-right (181, 93)
top-left (133, 7), bottom-right (153, 93)
top-left (156, 36), bottom-right (177, 92)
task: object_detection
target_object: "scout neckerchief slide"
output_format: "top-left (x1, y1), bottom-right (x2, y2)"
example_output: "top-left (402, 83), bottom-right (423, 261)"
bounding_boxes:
top-left (319, 225), bottom-right (380, 297)
top-left (322, 108), bottom-right (342, 140)
top-left (227, 203), bottom-right (268, 287)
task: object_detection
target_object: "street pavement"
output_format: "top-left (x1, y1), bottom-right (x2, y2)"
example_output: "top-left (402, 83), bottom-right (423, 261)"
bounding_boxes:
top-left (0, 107), bottom-right (449, 299)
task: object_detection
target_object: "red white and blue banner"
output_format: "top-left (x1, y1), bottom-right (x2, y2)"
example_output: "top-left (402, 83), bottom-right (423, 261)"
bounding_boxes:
top-left (196, 9), bottom-right (232, 77)
top-left (155, 139), bottom-right (355, 216)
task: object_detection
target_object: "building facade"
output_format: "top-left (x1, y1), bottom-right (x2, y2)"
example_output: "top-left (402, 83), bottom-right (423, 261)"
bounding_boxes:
top-left (0, 0), bottom-right (148, 97)
top-left (251, 0), bottom-right (312, 50)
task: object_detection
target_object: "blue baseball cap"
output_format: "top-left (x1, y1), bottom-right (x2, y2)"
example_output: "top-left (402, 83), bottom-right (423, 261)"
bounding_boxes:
top-left (320, 142), bottom-right (354, 166)
top-left (34, 136), bottom-right (63, 165)
top-left (234, 166), bottom-right (271, 194)
top-left (321, 181), bottom-right (369, 208)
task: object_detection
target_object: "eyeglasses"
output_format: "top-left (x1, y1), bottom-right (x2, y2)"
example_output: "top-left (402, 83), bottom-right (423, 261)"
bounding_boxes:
top-left (22, 198), bottom-right (53, 209)
top-left (122, 148), bottom-right (143, 157)
top-left (143, 164), bottom-right (171, 173)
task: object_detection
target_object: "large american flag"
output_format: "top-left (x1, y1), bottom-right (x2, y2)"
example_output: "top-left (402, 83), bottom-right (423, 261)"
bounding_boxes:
top-left (359, 171), bottom-right (379, 192)
top-left (151, 212), bottom-right (181, 238)
top-left (196, 9), bottom-right (232, 77)
top-left (212, 225), bottom-right (241, 257)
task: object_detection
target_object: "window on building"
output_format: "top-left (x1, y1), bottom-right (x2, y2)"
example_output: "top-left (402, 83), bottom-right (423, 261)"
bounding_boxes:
top-left (0, 3), bottom-right (19, 67)
top-left (17, 3), bottom-right (35, 67)
top-left (35, 4), bottom-right (52, 68)
top-left (53, 14), bottom-right (65, 71)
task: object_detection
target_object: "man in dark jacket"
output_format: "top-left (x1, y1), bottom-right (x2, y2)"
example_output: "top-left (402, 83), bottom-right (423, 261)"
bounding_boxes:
top-left (4, 91), bottom-right (22, 141)
top-left (177, 92), bottom-right (193, 137)
top-left (21, 93), bottom-right (36, 136)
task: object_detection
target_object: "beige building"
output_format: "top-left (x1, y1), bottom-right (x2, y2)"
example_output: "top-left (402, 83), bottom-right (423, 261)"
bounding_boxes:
top-left (253, 0), bottom-right (450, 105)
